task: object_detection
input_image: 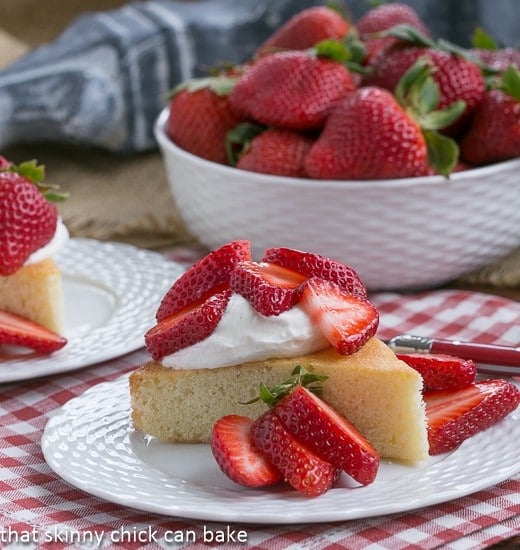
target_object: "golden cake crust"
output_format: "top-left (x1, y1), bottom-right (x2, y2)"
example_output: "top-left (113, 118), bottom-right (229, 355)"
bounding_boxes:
top-left (0, 258), bottom-right (64, 333)
top-left (129, 337), bottom-right (429, 461)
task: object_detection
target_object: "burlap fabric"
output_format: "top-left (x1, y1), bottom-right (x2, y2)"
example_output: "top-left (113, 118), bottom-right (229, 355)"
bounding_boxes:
top-left (1, 0), bottom-right (195, 250)
top-left (1, 1), bottom-right (519, 291)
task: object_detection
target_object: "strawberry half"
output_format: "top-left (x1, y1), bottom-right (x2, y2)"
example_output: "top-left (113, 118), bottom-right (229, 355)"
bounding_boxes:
top-left (251, 408), bottom-right (340, 496)
top-left (274, 385), bottom-right (380, 485)
top-left (210, 415), bottom-right (282, 488)
top-left (298, 278), bottom-right (379, 355)
top-left (230, 261), bottom-right (306, 316)
top-left (424, 379), bottom-right (520, 455)
top-left (262, 247), bottom-right (366, 297)
top-left (396, 353), bottom-right (476, 391)
top-left (0, 310), bottom-right (67, 354)
top-left (145, 289), bottom-right (231, 360)
top-left (156, 240), bottom-right (251, 321)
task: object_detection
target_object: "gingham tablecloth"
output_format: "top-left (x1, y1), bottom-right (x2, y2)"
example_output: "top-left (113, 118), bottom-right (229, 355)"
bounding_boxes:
top-left (0, 250), bottom-right (519, 550)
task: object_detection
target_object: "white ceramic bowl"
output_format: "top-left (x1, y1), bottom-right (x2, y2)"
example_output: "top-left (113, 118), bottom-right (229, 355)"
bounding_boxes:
top-left (155, 108), bottom-right (520, 291)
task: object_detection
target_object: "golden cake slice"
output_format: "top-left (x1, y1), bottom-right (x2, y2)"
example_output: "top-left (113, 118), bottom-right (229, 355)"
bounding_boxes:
top-left (0, 258), bottom-right (64, 334)
top-left (130, 337), bottom-right (428, 461)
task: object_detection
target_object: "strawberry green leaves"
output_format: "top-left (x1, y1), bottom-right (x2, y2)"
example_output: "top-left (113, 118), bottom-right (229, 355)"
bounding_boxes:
top-left (244, 365), bottom-right (328, 407)
top-left (395, 57), bottom-right (465, 176)
top-left (0, 159), bottom-right (67, 202)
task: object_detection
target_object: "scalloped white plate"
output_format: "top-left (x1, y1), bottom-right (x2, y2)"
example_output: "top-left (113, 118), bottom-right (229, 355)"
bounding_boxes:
top-left (0, 239), bottom-right (184, 383)
top-left (42, 374), bottom-right (520, 524)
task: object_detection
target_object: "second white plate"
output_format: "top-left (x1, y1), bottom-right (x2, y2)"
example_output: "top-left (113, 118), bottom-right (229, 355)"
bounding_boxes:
top-left (0, 239), bottom-right (184, 383)
top-left (42, 374), bottom-right (520, 524)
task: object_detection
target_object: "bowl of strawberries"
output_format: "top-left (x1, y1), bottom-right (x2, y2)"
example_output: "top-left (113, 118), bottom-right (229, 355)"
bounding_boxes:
top-left (155, 3), bottom-right (520, 291)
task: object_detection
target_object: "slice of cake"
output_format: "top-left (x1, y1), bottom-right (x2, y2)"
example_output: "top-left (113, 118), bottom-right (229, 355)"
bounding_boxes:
top-left (0, 156), bottom-right (68, 337)
top-left (129, 241), bottom-right (429, 462)
top-left (130, 337), bottom-right (428, 461)
top-left (0, 258), bottom-right (64, 334)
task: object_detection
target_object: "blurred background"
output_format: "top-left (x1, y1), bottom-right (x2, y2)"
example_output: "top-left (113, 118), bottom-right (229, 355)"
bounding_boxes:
top-left (0, 0), bottom-right (519, 253)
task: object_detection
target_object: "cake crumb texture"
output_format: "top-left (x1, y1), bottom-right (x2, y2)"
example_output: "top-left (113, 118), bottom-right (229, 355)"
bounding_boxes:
top-left (0, 259), bottom-right (64, 333)
top-left (129, 337), bottom-right (429, 461)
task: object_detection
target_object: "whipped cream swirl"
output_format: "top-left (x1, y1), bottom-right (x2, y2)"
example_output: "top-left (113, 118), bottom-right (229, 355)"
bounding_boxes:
top-left (24, 218), bottom-right (69, 265)
top-left (162, 293), bottom-right (329, 370)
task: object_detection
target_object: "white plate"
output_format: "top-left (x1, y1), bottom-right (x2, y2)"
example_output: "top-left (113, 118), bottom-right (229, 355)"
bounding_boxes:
top-left (42, 374), bottom-right (520, 524)
top-left (0, 239), bottom-right (184, 383)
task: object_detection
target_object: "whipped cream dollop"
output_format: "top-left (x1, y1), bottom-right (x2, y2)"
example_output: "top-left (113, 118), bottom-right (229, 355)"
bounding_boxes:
top-left (24, 218), bottom-right (69, 265)
top-left (162, 293), bottom-right (330, 370)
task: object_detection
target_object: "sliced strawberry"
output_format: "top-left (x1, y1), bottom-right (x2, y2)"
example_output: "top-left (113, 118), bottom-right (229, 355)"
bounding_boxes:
top-left (262, 247), bottom-right (366, 297)
top-left (145, 289), bottom-right (231, 360)
top-left (251, 408), bottom-right (340, 496)
top-left (230, 261), bottom-right (306, 316)
top-left (274, 385), bottom-right (380, 485)
top-left (298, 278), bottom-right (378, 355)
top-left (210, 415), bottom-right (283, 488)
top-left (396, 353), bottom-right (476, 391)
top-left (424, 379), bottom-right (520, 455)
top-left (156, 240), bottom-right (251, 321)
top-left (0, 310), bottom-right (67, 354)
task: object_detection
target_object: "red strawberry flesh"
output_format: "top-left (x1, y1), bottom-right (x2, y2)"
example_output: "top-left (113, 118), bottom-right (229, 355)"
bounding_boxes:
top-left (251, 408), bottom-right (340, 496)
top-left (262, 247), bottom-right (367, 297)
top-left (424, 379), bottom-right (520, 455)
top-left (145, 289), bottom-right (231, 360)
top-left (275, 385), bottom-right (380, 485)
top-left (156, 240), bottom-right (251, 321)
top-left (298, 277), bottom-right (379, 355)
top-left (211, 415), bottom-right (282, 488)
top-left (396, 353), bottom-right (476, 391)
top-left (0, 310), bottom-right (67, 354)
top-left (230, 261), bottom-right (306, 316)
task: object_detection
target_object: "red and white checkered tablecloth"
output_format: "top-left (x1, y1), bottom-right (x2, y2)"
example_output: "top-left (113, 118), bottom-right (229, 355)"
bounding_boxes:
top-left (0, 251), bottom-right (519, 549)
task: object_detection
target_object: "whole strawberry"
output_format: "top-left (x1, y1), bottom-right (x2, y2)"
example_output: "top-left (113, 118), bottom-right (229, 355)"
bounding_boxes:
top-left (356, 3), bottom-right (430, 65)
top-left (368, 46), bottom-right (485, 134)
top-left (257, 6), bottom-right (349, 56)
top-left (305, 59), bottom-right (465, 179)
top-left (469, 28), bottom-right (520, 72)
top-left (233, 127), bottom-right (314, 177)
top-left (0, 159), bottom-right (60, 276)
top-left (166, 76), bottom-right (242, 164)
top-left (228, 47), bottom-right (356, 130)
top-left (471, 47), bottom-right (520, 72)
top-left (305, 86), bottom-right (428, 179)
top-left (460, 66), bottom-right (520, 165)
top-left (356, 3), bottom-right (429, 38)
